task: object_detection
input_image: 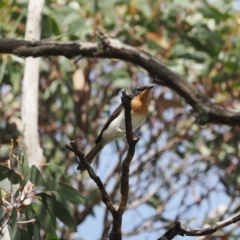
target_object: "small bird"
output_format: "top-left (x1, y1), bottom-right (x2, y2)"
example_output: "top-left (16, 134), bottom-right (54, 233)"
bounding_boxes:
top-left (77, 85), bottom-right (154, 171)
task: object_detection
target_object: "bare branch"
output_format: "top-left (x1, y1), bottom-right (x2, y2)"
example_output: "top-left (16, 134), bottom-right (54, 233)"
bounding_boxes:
top-left (118, 89), bottom-right (139, 215)
top-left (158, 212), bottom-right (240, 240)
top-left (109, 89), bottom-right (139, 240)
top-left (1, 34), bottom-right (240, 125)
top-left (66, 88), bottom-right (139, 240)
top-left (65, 139), bottom-right (116, 215)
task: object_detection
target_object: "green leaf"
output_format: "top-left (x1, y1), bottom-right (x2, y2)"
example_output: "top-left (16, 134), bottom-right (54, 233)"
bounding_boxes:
top-left (13, 189), bottom-right (20, 203)
top-left (61, 11), bottom-right (82, 27)
top-left (139, 1), bottom-right (152, 18)
top-left (46, 228), bottom-right (59, 240)
top-left (170, 43), bottom-right (208, 63)
top-left (24, 208), bottom-right (34, 237)
top-left (0, 207), bottom-right (4, 219)
top-left (29, 165), bottom-right (47, 190)
top-left (33, 224), bottom-right (41, 240)
top-left (37, 193), bottom-right (76, 231)
top-left (11, 208), bottom-right (20, 240)
top-left (15, 144), bottom-right (29, 183)
top-left (173, 0), bottom-right (190, 8)
top-left (10, 71), bottom-right (21, 93)
top-left (0, 56), bottom-right (7, 84)
top-left (112, 78), bottom-right (132, 89)
top-left (50, 213), bottom-right (57, 230)
top-left (146, 194), bottom-right (162, 209)
top-left (19, 228), bottom-right (31, 240)
top-left (9, 170), bottom-right (22, 185)
top-left (56, 183), bottom-right (85, 205)
top-left (212, 72), bottom-right (234, 83)
top-left (42, 79), bottom-right (61, 100)
top-left (31, 202), bottom-right (54, 233)
top-left (103, 69), bottom-right (130, 79)
top-left (68, 18), bottom-right (90, 38)
top-left (45, 162), bottom-right (65, 175)
top-left (20, 145), bottom-right (30, 177)
top-left (0, 178), bottom-right (18, 197)
top-left (198, 3), bottom-right (231, 21)
top-left (0, 164), bottom-right (11, 181)
top-left (25, 206), bottom-right (35, 220)
top-left (86, 188), bottom-right (99, 205)
top-left (43, 175), bottom-right (60, 191)
top-left (53, 191), bottom-right (73, 215)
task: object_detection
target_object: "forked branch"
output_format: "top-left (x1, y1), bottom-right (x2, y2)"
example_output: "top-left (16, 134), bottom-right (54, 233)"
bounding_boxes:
top-left (66, 89), bottom-right (139, 240)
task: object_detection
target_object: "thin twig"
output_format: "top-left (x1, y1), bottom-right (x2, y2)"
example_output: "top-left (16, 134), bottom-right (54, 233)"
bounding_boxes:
top-left (18, 219), bottom-right (36, 224)
top-left (118, 89), bottom-right (139, 215)
top-left (66, 140), bottom-right (116, 214)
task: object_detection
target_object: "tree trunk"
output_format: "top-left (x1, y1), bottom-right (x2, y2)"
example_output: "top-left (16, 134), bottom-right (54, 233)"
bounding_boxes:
top-left (21, 0), bottom-right (45, 166)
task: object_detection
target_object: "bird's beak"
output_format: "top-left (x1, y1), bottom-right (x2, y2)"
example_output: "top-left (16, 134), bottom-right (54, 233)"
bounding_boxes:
top-left (147, 85), bottom-right (154, 89)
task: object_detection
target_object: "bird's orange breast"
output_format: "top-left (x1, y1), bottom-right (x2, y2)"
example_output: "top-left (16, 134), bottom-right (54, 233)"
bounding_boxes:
top-left (131, 89), bottom-right (151, 115)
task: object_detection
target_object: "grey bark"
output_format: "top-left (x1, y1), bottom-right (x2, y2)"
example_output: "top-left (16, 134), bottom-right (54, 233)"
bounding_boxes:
top-left (21, 0), bottom-right (45, 166)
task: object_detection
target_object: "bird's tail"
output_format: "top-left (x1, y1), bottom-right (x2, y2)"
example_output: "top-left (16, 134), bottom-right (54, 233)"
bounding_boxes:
top-left (77, 141), bottom-right (104, 171)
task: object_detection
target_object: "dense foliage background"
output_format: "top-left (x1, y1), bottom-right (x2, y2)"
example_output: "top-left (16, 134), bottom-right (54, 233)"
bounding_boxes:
top-left (1, 0), bottom-right (240, 239)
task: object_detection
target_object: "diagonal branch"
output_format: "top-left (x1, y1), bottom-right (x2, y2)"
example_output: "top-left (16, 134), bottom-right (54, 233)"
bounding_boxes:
top-left (65, 139), bottom-right (116, 215)
top-left (1, 34), bottom-right (240, 125)
top-left (158, 211), bottom-right (240, 240)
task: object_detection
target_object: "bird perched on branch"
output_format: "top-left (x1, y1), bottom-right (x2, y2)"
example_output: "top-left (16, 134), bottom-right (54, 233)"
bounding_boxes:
top-left (77, 85), bottom-right (154, 171)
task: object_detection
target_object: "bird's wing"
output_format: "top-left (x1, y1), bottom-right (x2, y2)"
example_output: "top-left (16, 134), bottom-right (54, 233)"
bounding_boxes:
top-left (95, 104), bottom-right (123, 143)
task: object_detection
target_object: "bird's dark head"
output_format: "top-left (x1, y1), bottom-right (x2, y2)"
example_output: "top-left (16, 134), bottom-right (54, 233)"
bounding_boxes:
top-left (132, 85), bottom-right (154, 96)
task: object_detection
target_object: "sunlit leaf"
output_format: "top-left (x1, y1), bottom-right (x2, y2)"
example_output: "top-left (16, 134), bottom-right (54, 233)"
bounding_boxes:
top-left (198, 3), bottom-right (231, 21)
top-left (0, 178), bottom-right (18, 197)
top-left (173, 0), bottom-right (190, 8)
